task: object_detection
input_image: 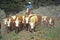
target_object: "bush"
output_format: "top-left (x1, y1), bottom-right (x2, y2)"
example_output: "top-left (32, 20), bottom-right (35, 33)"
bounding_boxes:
top-left (0, 9), bottom-right (6, 19)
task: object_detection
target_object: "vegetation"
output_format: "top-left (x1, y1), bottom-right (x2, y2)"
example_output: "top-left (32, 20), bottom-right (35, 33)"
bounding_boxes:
top-left (1, 21), bottom-right (60, 40)
top-left (0, 0), bottom-right (60, 13)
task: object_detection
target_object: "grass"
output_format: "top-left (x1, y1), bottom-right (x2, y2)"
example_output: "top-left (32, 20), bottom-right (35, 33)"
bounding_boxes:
top-left (1, 22), bottom-right (60, 40)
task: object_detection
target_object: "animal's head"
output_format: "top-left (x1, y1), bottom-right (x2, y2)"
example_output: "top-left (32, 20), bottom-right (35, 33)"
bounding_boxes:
top-left (7, 18), bottom-right (11, 27)
top-left (25, 15), bottom-right (29, 23)
top-left (15, 17), bottom-right (20, 27)
top-left (11, 15), bottom-right (16, 19)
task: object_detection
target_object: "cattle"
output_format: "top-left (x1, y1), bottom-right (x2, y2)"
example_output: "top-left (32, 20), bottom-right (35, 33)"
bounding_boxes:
top-left (28, 14), bottom-right (38, 32)
top-left (29, 14), bottom-right (42, 25)
top-left (10, 15), bottom-right (17, 31)
top-left (3, 15), bottom-right (17, 33)
top-left (37, 15), bottom-right (42, 25)
top-left (14, 15), bottom-right (23, 33)
top-left (3, 13), bottom-right (55, 33)
top-left (3, 15), bottom-right (23, 33)
top-left (3, 18), bottom-right (12, 33)
top-left (22, 15), bottom-right (29, 31)
top-left (41, 16), bottom-right (55, 28)
top-left (22, 14), bottom-right (37, 31)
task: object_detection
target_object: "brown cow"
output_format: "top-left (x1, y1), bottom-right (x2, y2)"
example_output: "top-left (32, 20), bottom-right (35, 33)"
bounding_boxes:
top-left (41, 16), bottom-right (55, 28)
top-left (37, 15), bottom-right (42, 25)
top-left (4, 15), bottom-right (17, 33)
top-left (14, 15), bottom-right (23, 33)
top-left (22, 15), bottom-right (29, 31)
top-left (22, 14), bottom-right (37, 31)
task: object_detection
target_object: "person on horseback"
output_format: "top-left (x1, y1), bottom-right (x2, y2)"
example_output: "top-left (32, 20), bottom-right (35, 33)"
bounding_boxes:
top-left (26, 2), bottom-right (33, 15)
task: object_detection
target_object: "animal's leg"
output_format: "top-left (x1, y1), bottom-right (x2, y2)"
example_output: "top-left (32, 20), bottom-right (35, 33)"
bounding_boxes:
top-left (26, 24), bottom-right (29, 31)
top-left (29, 22), bottom-right (34, 32)
top-left (34, 25), bottom-right (36, 32)
top-left (15, 27), bottom-right (19, 33)
top-left (7, 27), bottom-right (11, 33)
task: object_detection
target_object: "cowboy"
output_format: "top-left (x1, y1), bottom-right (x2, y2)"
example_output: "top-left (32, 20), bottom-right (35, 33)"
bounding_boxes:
top-left (26, 2), bottom-right (33, 15)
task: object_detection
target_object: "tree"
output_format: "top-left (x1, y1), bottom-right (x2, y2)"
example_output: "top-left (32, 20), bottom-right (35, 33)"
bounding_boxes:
top-left (0, 0), bottom-right (26, 15)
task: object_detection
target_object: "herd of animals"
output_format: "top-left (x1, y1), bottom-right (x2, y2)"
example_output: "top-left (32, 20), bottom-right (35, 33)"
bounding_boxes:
top-left (0, 13), bottom-right (60, 33)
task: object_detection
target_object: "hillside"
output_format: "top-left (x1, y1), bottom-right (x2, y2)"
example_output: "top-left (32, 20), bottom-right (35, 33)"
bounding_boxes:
top-left (18, 5), bottom-right (60, 17)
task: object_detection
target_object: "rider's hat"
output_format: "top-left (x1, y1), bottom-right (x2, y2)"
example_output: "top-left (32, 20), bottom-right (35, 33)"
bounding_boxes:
top-left (28, 2), bottom-right (31, 4)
